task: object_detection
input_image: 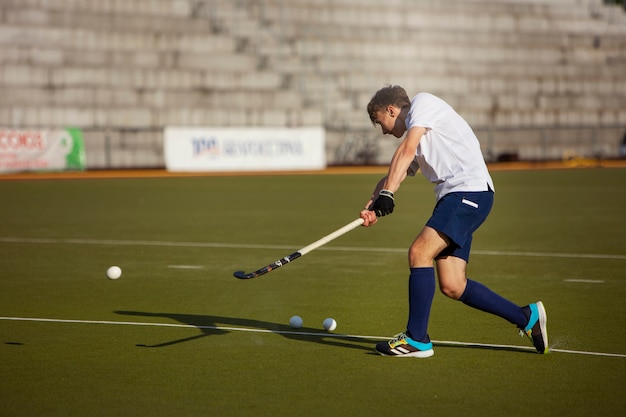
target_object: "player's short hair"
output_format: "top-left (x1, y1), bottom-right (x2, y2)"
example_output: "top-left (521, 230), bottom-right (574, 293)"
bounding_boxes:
top-left (367, 85), bottom-right (411, 125)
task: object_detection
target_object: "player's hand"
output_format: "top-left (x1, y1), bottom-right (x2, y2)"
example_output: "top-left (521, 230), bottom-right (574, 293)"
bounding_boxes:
top-left (360, 209), bottom-right (377, 226)
top-left (369, 190), bottom-right (395, 217)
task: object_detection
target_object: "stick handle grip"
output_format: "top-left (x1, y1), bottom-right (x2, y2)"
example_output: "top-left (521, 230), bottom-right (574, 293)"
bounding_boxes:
top-left (298, 218), bottom-right (364, 256)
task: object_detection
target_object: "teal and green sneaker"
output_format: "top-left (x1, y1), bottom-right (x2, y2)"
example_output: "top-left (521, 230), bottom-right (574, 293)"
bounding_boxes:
top-left (375, 332), bottom-right (434, 358)
top-left (521, 301), bottom-right (549, 354)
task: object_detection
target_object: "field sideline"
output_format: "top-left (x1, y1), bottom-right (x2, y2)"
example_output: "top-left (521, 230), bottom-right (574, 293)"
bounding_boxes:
top-left (2, 158), bottom-right (626, 181)
top-left (1, 314), bottom-right (624, 359)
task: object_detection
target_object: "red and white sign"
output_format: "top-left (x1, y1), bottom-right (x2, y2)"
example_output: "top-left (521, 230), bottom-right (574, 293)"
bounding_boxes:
top-left (0, 128), bottom-right (85, 173)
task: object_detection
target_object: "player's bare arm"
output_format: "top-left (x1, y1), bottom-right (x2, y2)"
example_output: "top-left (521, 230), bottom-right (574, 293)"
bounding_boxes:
top-left (382, 126), bottom-right (425, 192)
top-left (363, 126), bottom-right (425, 222)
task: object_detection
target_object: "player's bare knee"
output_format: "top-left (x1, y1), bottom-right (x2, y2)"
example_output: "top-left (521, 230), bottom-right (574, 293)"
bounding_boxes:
top-left (408, 248), bottom-right (435, 267)
top-left (439, 282), bottom-right (464, 300)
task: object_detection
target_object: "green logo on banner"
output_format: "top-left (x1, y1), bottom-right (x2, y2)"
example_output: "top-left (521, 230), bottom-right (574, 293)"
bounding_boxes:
top-left (64, 128), bottom-right (86, 171)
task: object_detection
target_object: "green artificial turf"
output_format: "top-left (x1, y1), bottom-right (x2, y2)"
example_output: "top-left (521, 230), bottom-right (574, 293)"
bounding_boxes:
top-left (1, 168), bottom-right (625, 416)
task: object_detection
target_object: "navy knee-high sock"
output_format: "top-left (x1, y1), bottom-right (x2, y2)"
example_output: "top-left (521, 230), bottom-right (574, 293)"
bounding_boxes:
top-left (406, 267), bottom-right (436, 342)
top-left (459, 279), bottom-right (527, 327)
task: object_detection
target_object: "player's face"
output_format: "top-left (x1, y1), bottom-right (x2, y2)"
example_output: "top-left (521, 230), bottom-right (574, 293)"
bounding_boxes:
top-left (374, 107), bottom-right (405, 138)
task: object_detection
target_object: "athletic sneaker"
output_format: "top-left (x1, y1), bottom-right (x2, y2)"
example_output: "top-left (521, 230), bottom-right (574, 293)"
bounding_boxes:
top-left (375, 332), bottom-right (434, 358)
top-left (520, 301), bottom-right (549, 354)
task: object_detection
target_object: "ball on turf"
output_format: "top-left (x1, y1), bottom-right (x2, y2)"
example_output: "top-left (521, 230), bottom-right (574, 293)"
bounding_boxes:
top-left (323, 318), bottom-right (337, 332)
top-left (289, 315), bottom-right (303, 329)
top-left (106, 266), bottom-right (122, 280)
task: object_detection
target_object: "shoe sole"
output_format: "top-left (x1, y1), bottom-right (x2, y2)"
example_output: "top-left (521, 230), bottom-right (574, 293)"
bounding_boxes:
top-left (536, 301), bottom-right (549, 354)
top-left (376, 349), bottom-right (434, 358)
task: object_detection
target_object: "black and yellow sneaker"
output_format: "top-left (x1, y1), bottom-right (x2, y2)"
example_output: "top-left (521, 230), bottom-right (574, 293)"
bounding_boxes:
top-left (375, 332), bottom-right (434, 358)
top-left (521, 301), bottom-right (549, 354)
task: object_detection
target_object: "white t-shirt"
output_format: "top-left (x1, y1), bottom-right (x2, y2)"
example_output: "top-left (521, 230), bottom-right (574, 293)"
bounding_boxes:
top-left (405, 93), bottom-right (494, 201)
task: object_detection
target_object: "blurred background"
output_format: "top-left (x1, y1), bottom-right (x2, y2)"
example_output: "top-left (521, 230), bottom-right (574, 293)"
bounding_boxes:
top-left (0, 0), bottom-right (625, 170)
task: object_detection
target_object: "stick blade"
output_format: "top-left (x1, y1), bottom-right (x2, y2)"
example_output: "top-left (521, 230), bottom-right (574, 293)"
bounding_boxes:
top-left (233, 270), bottom-right (254, 279)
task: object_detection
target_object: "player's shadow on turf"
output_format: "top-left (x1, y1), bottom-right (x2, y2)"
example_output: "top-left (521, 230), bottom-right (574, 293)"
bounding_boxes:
top-left (115, 310), bottom-right (378, 352)
top-left (432, 342), bottom-right (537, 355)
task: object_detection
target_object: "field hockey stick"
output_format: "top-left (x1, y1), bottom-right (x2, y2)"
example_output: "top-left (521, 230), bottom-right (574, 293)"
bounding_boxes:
top-left (234, 217), bottom-right (365, 279)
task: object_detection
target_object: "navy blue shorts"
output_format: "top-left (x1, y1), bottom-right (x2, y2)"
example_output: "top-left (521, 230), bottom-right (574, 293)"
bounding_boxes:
top-left (425, 189), bottom-right (494, 262)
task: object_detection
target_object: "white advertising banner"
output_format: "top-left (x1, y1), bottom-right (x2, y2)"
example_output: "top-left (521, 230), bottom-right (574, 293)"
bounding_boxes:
top-left (0, 128), bottom-right (86, 173)
top-left (164, 127), bottom-right (326, 172)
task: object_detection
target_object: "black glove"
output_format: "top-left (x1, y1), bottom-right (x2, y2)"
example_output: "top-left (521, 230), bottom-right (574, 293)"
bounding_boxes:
top-left (369, 190), bottom-right (395, 217)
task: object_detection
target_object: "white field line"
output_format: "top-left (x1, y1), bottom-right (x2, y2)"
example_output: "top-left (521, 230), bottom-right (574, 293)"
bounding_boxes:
top-left (1, 237), bottom-right (625, 260)
top-left (1, 316), bottom-right (625, 359)
top-left (167, 265), bottom-right (205, 269)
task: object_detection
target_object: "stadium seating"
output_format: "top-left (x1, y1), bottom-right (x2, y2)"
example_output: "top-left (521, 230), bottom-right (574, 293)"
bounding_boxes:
top-left (0, 0), bottom-right (624, 166)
